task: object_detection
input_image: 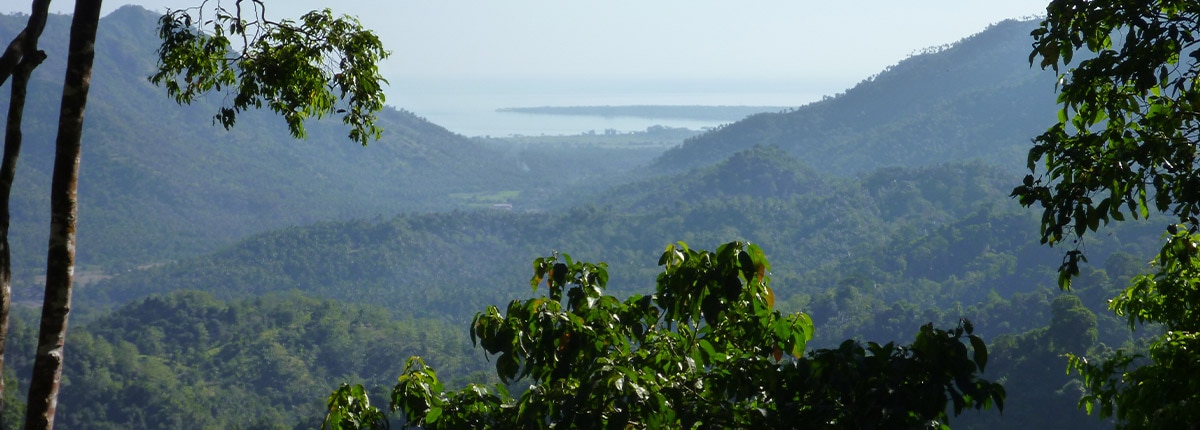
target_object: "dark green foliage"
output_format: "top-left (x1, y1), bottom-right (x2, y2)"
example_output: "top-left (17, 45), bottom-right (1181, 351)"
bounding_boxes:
top-left (338, 243), bottom-right (1001, 429)
top-left (1067, 227), bottom-right (1200, 427)
top-left (962, 294), bottom-right (1107, 430)
top-left (1013, 1), bottom-right (1200, 428)
top-left (1048, 295), bottom-right (1099, 354)
top-left (777, 323), bottom-right (1000, 427)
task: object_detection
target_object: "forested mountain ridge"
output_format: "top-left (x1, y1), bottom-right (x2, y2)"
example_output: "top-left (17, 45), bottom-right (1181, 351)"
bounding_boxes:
top-left (83, 154), bottom-right (1038, 323)
top-left (69, 154), bottom-right (1148, 429)
top-left (652, 19), bottom-right (1060, 175)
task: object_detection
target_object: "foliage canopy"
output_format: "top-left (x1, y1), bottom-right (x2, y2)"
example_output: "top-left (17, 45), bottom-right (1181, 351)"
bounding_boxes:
top-left (1014, 0), bottom-right (1200, 427)
top-left (151, 2), bottom-right (390, 145)
top-left (325, 242), bottom-right (1003, 429)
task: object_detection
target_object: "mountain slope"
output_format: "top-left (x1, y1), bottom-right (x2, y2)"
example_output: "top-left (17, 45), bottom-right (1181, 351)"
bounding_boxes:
top-left (652, 19), bottom-right (1059, 175)
top-left (0, 7), bottom-right (544, 271)
top-left (0, 11), bottom-right (1063, 275)
top-left (1, 291), bottom-right (483, 428)
top-left (83, 154), bottom-right (1032, 323)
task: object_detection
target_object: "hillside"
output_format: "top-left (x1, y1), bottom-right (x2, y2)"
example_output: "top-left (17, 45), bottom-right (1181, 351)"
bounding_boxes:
top-left (1, 291), bottom-right (486, 428)
top-left (82, 153), bottom-right (1042, 323)
top-left (0, 6), bottom-right (637, 275)
top-left (71, 154), bottom-right (1147, 430)
top-left (652, 19), bottom-right (1060, 175)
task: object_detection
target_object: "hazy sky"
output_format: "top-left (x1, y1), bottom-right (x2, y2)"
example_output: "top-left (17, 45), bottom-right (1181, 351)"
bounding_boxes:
top-left (21, 1), bottom-right (1049, 84)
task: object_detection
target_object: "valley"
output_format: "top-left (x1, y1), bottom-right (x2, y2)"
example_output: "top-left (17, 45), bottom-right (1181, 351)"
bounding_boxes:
top-left (0, 5), bottom-right (1148, 429)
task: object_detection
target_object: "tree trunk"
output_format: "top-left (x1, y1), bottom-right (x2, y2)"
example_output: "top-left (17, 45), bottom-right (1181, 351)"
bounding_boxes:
top-left (24, 1), bottom-right (101, 428)
top-left (1, 52), bottom-right (46, 430)
top-left (0, 0), bottom-right (51, 85)
top-left (0, 1), bottom-right (52, 427)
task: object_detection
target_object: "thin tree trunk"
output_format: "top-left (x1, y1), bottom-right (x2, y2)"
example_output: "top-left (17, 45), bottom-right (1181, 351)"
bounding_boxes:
top-left (0, 1), bottom-right (51, 86)
top-left (1, 51), bottom-right (46, 430)
top-left (0, 2), bottom-right (52, 427)
top-left (24, 1), bottom-right (101, 428)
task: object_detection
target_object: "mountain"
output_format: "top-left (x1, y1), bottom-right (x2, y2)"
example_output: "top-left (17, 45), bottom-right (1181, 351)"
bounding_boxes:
top-left (0, 6), bottom-right (610, 274)
top-left (0, 10), bottom-right (1062, 277)
top-left (600, 145), bottom-right (825, 209)
top-left (651, 19), bottom-right (1060, 176)
top-left (81, 153), bottom-right (1033, 323)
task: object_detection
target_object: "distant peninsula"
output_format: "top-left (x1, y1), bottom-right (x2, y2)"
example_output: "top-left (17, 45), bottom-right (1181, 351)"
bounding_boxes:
top-left (496, 105), bottom-right (792, 121)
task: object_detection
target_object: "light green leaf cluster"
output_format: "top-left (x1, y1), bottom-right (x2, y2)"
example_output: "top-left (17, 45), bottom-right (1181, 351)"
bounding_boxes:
top-left (151, 4), bottom-right (389, 145)
top-left (323, 383), bottom-right (389, 430)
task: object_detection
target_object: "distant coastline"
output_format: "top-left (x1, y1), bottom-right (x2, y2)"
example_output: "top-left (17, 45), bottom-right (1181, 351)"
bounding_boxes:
top-left (389, 77), bottom-right (827, 136)
top-left (496, 105), bottom-right (791, 121)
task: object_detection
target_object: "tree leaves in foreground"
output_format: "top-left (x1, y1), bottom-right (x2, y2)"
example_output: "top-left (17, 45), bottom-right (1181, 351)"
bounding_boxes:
top-left (151, 2), bottom-right (389, 145)
top-left (1014, 0), bottom-right (1200, 427)
top-left (325, 242), bottom-right (1004, 429)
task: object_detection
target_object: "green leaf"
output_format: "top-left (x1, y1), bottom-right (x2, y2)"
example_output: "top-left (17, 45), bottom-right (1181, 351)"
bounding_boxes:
top-left (426, 406), bottom-right (443, 424)
top-left (496, 353), bottom-right (518, 383)
top-left (968, 334), bottom-right (988, 371)
top-left (698, 339), bottom-right (718, 365)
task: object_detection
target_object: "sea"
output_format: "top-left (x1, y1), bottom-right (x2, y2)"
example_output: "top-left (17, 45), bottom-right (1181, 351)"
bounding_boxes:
top-left (386, 77), bottom-right (846, 137)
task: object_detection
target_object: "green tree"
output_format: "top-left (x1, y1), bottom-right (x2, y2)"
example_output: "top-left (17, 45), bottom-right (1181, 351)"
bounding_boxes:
top-left (323, 384), bottom-right (389, 430)
top-left (151, 3), bottom-right (389, 145)
top-left (1014, 0), bottom-right (1200, 427)
top-left (327, 242), bottom-right (1004, 429)
top-left (0, 1), bottom-right (388, 428)
top-left (1047, 295), bottom-right (1098, 355)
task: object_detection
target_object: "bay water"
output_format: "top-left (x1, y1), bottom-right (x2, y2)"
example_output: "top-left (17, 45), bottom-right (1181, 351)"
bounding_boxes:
top-left (386, 77), bottom-right (842, 137)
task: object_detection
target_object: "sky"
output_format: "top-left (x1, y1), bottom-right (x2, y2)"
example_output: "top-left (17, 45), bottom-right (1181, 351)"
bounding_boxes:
top-left (20, 1), bottom-right (1050, 85)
